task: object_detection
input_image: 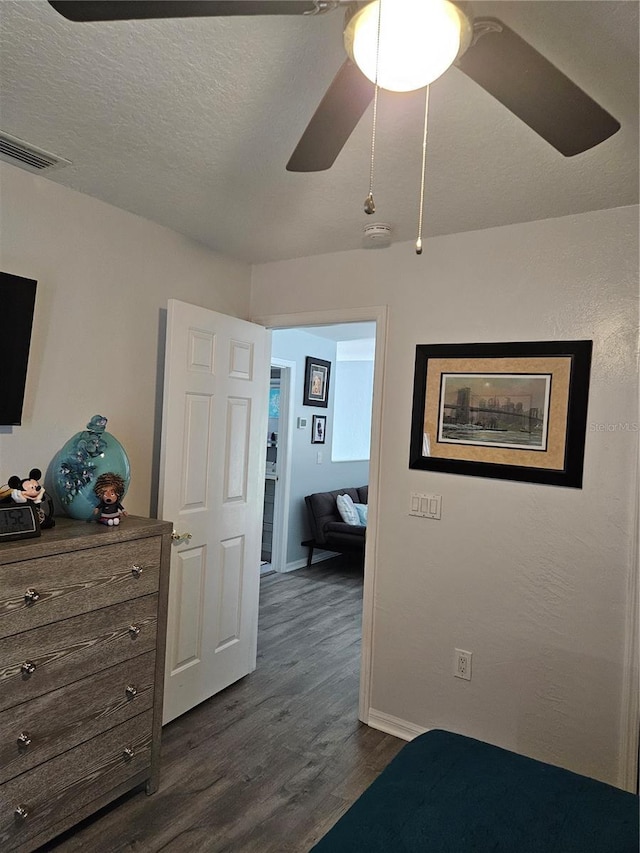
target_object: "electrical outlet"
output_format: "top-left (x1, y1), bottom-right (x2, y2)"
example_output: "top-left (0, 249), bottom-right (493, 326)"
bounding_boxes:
top-left (454, 649), bottom-right (472, 681)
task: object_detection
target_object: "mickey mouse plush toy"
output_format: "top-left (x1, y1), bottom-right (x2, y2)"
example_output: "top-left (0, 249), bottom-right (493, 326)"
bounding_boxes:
top-left (8, 468), bottom-right (55, 529)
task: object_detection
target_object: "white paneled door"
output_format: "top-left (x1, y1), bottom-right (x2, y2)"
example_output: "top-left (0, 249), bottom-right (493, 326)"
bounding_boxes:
top-left (159, 300), bottom-right (269, 724)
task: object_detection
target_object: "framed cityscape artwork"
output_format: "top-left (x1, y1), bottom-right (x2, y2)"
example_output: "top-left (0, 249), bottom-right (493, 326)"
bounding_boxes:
top-left (409, 340), bottom-right (592, 487)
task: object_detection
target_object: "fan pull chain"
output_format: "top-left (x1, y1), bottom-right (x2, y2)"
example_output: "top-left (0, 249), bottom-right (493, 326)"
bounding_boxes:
top-left (415, 85), bottom-right (431, 255)
top-left (365, 0), bottom-right (383, 215)
top-left (364, 83), bottom-right (379, 215)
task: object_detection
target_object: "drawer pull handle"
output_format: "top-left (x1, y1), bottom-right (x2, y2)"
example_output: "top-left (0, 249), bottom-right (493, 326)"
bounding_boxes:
top-left (21, 660), bottom-right (36, 675)
top-left (24, 588), bottom-right (40, 604)
top-left (122, 747), bottom-right (135, 761)
top-left (131, 564), bottom-right (143, 578)
top-left (14, 805), bottom-right (29, 821)
top-left (128, 625), bottom-right (141, 638)
top-left (125, 684), bottom-right (138, 699)
top-left (17, 732), bottom-right (32, 748)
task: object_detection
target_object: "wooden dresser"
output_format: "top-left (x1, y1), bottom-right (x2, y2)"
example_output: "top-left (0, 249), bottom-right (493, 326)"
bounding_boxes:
top-left (0, 515), bottom-right (172, 852)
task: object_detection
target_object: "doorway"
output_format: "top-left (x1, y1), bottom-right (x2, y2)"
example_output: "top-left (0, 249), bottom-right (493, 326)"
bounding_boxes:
top-left (260, 358), bottom-right (295, 575)
top-left (252, 306), bottom-right (387, 724)
top-left (260, 366), bottom-right (281, 575)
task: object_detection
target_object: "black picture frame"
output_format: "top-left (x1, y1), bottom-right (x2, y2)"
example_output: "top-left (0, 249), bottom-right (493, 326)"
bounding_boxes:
top-left (303, 357), bottom-right (331, 408)
top-left (311, 415), bottom-right (326, 444)
top-left (409, 340), bottom-right (592, 488)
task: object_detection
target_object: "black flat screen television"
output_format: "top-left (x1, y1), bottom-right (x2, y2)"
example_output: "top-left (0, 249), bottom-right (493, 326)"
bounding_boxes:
top-left (0, 272), bottom-right (37, 426)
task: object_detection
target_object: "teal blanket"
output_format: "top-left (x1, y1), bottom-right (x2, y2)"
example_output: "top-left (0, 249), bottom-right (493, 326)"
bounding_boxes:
top-left (311, 730), bottom-right (639, 852)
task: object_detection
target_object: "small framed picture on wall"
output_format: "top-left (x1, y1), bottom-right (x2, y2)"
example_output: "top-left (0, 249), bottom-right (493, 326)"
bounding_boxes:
top-left (311, 415), bottom-right (326, 444)
top-left (303, 356), bottom-right (331, 407)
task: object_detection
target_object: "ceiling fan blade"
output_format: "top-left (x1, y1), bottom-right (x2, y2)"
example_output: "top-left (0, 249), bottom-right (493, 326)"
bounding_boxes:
top-left (48, 1), bottom-right (324, 22)
top-left (456, 18), bottom-right (620, 156)
top-left (287, 59), bottom-right (374, 172)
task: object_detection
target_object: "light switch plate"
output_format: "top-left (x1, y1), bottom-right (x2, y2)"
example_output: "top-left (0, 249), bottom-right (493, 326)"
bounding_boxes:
top-left (409, 493), bottom-right (442, 519)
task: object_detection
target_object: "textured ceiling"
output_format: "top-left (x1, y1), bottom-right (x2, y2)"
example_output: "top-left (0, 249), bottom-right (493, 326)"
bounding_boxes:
top-left (0, 1), bottom-right (638, 264)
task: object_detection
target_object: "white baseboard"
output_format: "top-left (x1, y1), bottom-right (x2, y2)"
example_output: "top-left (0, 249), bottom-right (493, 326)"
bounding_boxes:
top-left (365, 708), bottom-right (429, 742)
top-left (280, 549), bottom-right (338, 573)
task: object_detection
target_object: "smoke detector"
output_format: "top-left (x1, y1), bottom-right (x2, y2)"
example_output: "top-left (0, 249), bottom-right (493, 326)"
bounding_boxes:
top-left (363, 222), bottom-right (392, 248)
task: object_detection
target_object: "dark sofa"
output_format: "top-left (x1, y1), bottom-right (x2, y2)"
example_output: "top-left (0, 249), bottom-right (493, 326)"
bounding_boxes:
top-left (302, 485), bottom-right (368, 566)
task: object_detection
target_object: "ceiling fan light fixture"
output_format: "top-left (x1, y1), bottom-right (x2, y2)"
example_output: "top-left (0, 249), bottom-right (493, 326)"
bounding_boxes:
top-left (345, 0), bottom-right (469, 93)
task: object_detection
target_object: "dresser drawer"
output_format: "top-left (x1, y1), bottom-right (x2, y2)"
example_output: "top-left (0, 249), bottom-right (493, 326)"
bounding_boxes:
top-left (0, 595), bottom-right (158, 714)
top-left (0, 649), bottom-right (156, 785)
top-left (0, 710), bottom-right (153, 851)
top-left (0, 537), bottom-right (161, 639)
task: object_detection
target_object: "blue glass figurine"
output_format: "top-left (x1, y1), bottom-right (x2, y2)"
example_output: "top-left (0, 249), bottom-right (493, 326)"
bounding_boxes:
top-left (53, 415), bottom-right (130, 520)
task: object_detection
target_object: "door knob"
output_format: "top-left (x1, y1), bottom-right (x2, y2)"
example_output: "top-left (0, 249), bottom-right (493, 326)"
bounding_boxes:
top-left (171, 530), bottom-right (192, 544)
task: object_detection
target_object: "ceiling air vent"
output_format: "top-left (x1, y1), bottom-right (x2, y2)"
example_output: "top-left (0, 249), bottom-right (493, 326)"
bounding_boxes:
top-left (0, 131), bottom-right (71, 173)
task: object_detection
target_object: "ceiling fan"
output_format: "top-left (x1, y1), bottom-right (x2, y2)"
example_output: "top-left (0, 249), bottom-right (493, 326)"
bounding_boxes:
top-left (47, 1), bottom-right (621, 172)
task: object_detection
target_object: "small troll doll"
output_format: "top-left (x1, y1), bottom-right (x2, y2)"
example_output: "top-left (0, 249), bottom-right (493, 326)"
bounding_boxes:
top-left (93, 472), bottom-right (127, 526)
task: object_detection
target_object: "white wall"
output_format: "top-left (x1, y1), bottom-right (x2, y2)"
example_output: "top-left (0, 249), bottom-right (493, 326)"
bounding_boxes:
top-left (271, 328), bottom-right (370, 565)
top-left (0, 163), bottom-right (252, 516)
top-left (251, 205), bottom-right (640, 787)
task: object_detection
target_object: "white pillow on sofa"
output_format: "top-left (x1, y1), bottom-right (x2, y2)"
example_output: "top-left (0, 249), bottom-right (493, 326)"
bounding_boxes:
top-left (336, 493), bottom-right (360, 526)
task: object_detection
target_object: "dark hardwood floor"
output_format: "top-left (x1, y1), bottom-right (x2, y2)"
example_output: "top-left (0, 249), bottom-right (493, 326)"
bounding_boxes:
top-left (43, 557), bottom-right (403, 852)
